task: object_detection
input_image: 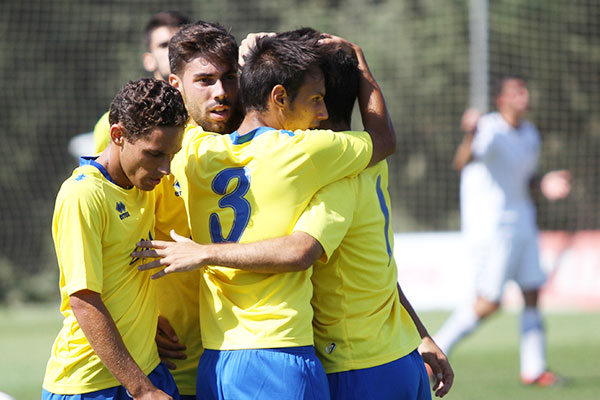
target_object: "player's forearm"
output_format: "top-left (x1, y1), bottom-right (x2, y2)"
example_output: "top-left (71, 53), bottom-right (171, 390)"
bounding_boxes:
top-left (70, 290), bottom-right (157, 397)
top-left (452, 133), bottom-right (474, 171)
top-left (354, 45), bottom-right (396, 165)
top-left (204, 232), bottom-right (323, 273)
top-left (396, 283), bottom-right (431, 339)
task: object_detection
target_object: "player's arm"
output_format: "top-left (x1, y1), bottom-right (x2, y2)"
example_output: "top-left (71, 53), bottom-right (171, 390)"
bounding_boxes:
top-left (70, 289), bottom-right (172, 400)
top-left (452, 108), bottom-right (481, 171)
top-left (396, 284), bottom-right (454, 397)
top-left (321, 35), bottom-right (396, 166)
top-left (135, 230), bottom-right (324, 278)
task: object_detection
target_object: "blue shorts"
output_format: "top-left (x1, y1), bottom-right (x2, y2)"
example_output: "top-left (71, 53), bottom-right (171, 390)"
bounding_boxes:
top-left (196, 346), bottom-right (329, 400)
top-left (41, 363), bottom-right (179, 400)
top-left (327, 350), bottom-right (431, 400)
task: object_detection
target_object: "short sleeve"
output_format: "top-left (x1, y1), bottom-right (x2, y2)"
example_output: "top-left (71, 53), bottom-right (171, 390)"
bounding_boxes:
top-left (53, 182), bottom-right (104, 295)
top-left (297, 129), bottom-right (372, 187)
top-left (293, 178), bottom-right (356, 261)
top-left (471, 117), bottom-right (497, 159)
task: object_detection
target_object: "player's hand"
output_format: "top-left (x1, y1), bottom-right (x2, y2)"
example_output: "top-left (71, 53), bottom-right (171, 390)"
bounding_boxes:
top-left (132, 387), bottom-right (173, 400)
top-left (155, 316), bottom-right (186, 369)
top-left (133, 230), bottom-right (208, 279)
top-left (239, 32), bottom-right (276, 67)
top-left (540, 169), bottom-right (571, 201)
top-left (317, 33), bottom-right (357, 57)
top-left (418, 336), bottom-right (454, 397)
top-left (460, 108), bottom-right (481, 135)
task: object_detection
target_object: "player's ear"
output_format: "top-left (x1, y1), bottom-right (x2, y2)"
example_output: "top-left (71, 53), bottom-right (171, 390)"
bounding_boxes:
top-left (271, 84), bottom-right (287, 110)
top-left (143, 52), bottom-right (158, 73)
top-left (169, 73), bottom-right (182, 91)
top-left (110, 124), bottom-right (126, 147)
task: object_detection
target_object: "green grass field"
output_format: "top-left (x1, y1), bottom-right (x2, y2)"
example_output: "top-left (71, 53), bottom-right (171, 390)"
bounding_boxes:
top-left (1, 305), bottom-right (599, 399)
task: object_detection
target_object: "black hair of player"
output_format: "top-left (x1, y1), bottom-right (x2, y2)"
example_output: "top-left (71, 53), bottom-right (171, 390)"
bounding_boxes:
top-left (144, 11), bottom-right (191, 51)
top-left (109, 78), bottom-right (188, 141)
top-left (169, 20), bottom-right (238, 77)
top-left (240, 35), bottom-right (322, 113)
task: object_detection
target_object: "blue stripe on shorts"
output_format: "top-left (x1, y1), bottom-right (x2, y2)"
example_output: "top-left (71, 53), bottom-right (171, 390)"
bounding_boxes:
top-left (41, 363), bottom-right (179, 400)
top-left (196, 346), bottom-right (329, 400)
top-left (326, 349), bottom-right (431, 400)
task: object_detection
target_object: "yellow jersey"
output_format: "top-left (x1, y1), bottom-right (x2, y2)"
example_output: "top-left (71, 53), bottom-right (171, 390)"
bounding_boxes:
top-left (43, 157), bottom-right (160, 394)
top-left (92, 111), bottom-right (111, 154)
top-left (172, 125), bottom-right (373, 350)
top-left (294, 161), bottom-right (421, 373)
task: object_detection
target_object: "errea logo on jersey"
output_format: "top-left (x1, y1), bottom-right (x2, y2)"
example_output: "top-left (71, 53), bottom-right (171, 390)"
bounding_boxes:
top-left (116, 201), bottom-right (130, 220)
top-left (74, 174), bottom-right (86, 181)
top-left (174, 180), bottom-right (182, 197)
top-left (325, 342), bottom-right (336, 354)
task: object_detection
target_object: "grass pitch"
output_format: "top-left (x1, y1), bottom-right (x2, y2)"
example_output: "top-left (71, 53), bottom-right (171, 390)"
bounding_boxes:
top-left (0, 305), bottom-right (599, 399)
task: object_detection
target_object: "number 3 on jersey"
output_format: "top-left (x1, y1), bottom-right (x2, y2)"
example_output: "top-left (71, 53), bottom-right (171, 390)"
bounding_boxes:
top-left (209, 167), bottom-right (251, 243)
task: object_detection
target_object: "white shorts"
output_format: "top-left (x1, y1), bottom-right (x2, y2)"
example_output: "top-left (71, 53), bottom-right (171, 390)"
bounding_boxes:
top-left (468, 230), bottom-right (547, 302)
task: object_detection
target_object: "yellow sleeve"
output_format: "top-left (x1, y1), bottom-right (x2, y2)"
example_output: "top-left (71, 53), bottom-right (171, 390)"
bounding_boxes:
top-left (296, 129), bottom-right (372, 187)
top-left (293, 178), bottom-right (356, 261)
top-left (93, 111), bottom-right (111, 154)
top-left (53, 181), bottom-right (104, 295)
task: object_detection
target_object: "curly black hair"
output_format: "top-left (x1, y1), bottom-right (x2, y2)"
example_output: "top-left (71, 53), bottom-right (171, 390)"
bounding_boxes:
top-left (108, 78), bottom-right (188, 141)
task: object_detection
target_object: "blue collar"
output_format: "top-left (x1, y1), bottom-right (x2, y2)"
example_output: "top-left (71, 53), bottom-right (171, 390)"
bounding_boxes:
top-left (79, 156), bottom-right (115, 184)
top-left (228, 126), bottom-right (294, 145)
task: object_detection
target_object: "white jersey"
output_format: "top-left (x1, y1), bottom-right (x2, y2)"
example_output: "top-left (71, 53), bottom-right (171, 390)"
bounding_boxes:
top-left (467, 112), bottom-right (541, 236)
top-left (460, 161), bottom-right (492, 240)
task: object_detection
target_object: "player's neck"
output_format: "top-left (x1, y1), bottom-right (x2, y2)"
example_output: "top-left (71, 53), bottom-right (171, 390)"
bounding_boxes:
top-left (499, 109), bottom-right (523, 128)
top-left (96, 145), bottom-right (133, 189)
top-left (237, 110), bottom-right (280, 135)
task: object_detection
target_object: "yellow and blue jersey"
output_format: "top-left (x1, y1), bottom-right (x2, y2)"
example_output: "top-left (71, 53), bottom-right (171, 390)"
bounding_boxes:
top-left (294, 161), bottom-right (421, 373)
top-left (171, 125), bottom-right (373, 351)
top-left (43, 157), bottom-right (160, 394)
top-left (92, 111), bottom-right (111, 154)
top-left (154, 169), bottom-right (202, 396)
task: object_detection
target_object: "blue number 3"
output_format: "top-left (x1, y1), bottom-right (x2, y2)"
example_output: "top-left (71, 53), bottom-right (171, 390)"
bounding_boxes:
top-left (209, 167), bottom-right (251, 243)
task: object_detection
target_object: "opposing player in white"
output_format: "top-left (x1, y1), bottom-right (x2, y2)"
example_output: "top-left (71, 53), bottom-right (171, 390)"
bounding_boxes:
top-left (435, 75), bottom-right (570, 386)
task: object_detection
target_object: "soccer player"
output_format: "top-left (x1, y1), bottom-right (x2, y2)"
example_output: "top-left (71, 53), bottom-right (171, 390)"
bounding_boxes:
top-left (93, 11), bottom-right (190, 154)
top-left (138, 33), bottom-right (396, 399)
top-left (135, 31), bottom-right (453, 399)
top-left (152, 21), bottom-right (241, 400)
top-left (290, 31), bottom-right (452, 400)
top-left (42, 78), bottom-right (188, 399)
top-left (434, 75), bottom-right (570, 386)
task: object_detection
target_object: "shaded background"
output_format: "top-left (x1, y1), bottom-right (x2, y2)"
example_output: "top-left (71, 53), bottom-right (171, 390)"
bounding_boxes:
top-left (1, 0), bottom-right (599, 302)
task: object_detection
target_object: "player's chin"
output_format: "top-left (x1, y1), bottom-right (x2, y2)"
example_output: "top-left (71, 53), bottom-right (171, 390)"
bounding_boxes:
top-left (204, 119), bottom-right (228, 135)
top-left (140, 177), bottom-right (163, 191)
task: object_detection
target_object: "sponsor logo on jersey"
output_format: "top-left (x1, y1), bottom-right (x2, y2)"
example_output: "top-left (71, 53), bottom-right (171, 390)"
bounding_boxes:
top-left (116, 201), bottom-right (130, 220)
top-left (174, 180), bottom-right (182, 197)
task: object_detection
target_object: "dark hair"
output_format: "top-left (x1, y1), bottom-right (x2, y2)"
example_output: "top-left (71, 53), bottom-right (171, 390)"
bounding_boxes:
top-left (169, 20), bottom-right (238, 76)
top-left (109, 78), bottom-right (188, 141)
top-left (144, 11), bottom-right (190, 50)
top-left (240, 35), bottom-right (322, 112)
top-left (277, 27), bottom-right (321, 44)
top-left (321, 48), bottom-right (359, 127)
top-left (492, 73), bottom-right (527, 98)
top-left (277, 27), bottom-right (359, 127)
